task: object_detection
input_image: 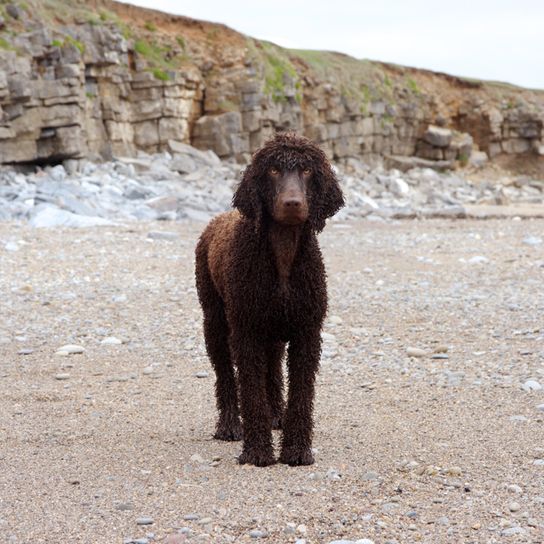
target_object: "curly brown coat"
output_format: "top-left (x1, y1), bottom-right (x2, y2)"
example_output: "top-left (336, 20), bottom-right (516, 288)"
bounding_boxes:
top-left (195, 132), bottom-right (344, 466)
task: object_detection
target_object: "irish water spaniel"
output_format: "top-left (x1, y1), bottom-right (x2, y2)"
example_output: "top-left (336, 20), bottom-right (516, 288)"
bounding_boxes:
top-left (195, 132), bottom-right (344, 467)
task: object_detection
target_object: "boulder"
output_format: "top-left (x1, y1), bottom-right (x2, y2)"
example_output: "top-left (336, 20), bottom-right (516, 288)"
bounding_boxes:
top-left (423, 125), bottom-right (453, 148)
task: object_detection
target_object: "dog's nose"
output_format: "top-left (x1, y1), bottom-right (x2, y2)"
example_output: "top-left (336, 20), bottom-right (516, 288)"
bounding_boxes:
top-left (284, 198), bottom-right (302, 209)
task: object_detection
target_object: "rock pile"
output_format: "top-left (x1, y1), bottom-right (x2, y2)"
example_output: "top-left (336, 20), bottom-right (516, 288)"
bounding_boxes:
top-left (0, 142), bottom-right (542, 227)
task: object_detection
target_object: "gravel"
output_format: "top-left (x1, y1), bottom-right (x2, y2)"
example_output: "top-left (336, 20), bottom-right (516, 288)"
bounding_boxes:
top-left (0, 218), bottom-right (543, 542)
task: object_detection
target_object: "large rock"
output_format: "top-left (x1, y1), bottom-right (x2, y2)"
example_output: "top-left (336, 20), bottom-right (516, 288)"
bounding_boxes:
top-left (423, 125), bottom-right (453, 148)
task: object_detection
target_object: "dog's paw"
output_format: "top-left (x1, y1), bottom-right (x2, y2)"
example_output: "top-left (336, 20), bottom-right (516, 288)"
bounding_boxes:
top-left (279, 447), bottom-right (314, 466)
top-left (214, 419), bottom-right (243, 441)
top-left (238, 448), bottom-right (276, 467)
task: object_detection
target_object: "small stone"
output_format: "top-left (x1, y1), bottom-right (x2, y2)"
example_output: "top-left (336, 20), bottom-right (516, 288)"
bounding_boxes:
top-left (433, 345), bottom-right (449, 353)
top-left (147, 231), bottom-right (179, 241)
top-left (136, 517), bottom-right (154, 526)
top-left (56, 344), bottom-right (85, 355)
top-left (115, 502), bottom-right (134, 511)
top-left (500, 527), bottom-right (525, 536)
top-left (190, 454), bottom-right (206, 464)
top-left (522, 379), bottom-right (542, 392)
top-left (467, 255), bottom-right (489, 265)
top-left (18, 349), bottom-right (33, 355)
top-left (55, 373), bottom-right (70, 380)
top-left (406, 347), bottom-right (426, 358)
top-left (195, 371), bottom-right (209, 378)
top-left (523, 236), bottom-right (542, 246)
top-left (101, 336), bottom-right (123, 345)
top-left (183, 514), bottom-right (199, 521)
top-left (431, 353), bottom-right (449, 360)
top-left (142, 367), bottom-right (154, 375)
top-left (537, 404), bottom-right (544, 412)
top-left (296, 524), bottom-right (307, 535)
top-left (249, 529), bottom-right (268, 538)
top-left (361, 471), bottom-right (379, 481)
top-left (508, 502), bottom-right (521, 512)
top-left (507, 484), bottom-right (522, 494)
top-left (198, 517), bottom-right (212, 525)
top-left (326, 468), bottom-right (341, 480)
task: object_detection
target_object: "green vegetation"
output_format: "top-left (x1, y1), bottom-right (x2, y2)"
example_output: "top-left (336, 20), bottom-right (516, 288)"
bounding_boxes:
top-left (406, 77), bottom-right (420, 95)
top-left (458, 152), bottom-right (469, 166)
top-left (0, 36), bottom-right (12, 50)
top-left (246, 39), bottom-right (299, 103)
top-left (288, 48), bottom-right (395, 111)
top-left (65, 34), bottom-right (84, 53)
top-left (133, 37), bottom-right (189, 75)
top-left (152, 67), bottom-right (170, 81)
top-left (144, 21), bottom-right (157, 32)
top-left (50, 35), bottom-right (85, 54)
top-left (176, 36), bottom-right (186, 50)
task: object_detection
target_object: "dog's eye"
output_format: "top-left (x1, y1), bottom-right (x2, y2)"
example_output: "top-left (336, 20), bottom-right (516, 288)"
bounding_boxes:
top-left (302, 168), bottom-right (312, 176)
top-left (270, 167), bottom-right (279, 176)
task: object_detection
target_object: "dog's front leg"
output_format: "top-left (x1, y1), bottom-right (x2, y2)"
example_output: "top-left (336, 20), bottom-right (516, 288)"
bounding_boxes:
top-left (279, 329), bottom-right (321, 466)
top-left (233, 335), bottom-right (275, 467)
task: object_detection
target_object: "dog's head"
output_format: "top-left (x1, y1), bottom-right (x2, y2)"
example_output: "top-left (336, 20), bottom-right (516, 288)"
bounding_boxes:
top-left (233, 132), bottom-right (344, 232)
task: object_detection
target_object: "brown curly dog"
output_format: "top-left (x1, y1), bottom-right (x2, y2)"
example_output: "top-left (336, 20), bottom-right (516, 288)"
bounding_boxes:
top-left (195, 132), bottom-right (344, 466)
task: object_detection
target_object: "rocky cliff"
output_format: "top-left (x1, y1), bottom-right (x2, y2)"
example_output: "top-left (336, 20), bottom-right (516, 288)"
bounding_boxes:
top-left (1, 0), bottom-right (543, 172)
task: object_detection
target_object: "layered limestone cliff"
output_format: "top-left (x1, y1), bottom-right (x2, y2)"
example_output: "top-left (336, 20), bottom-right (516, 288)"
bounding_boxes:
top-left (0, 0), bottom-right (543, 170)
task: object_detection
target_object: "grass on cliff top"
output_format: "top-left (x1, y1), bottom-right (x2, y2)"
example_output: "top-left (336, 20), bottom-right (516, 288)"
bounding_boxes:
top-left (288, 48), bottom-right (397, 106)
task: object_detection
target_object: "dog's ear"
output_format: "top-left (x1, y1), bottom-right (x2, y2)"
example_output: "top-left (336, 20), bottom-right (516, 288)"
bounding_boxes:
top-left (232, 164), bottom-right (263, 225)
top-left (310, 162), bottom-right (345, 233)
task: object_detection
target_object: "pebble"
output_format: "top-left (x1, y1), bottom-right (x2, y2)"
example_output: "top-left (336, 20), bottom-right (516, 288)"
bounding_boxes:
top-left (18, 349), bottom-right (33, 355)
top-left (183, 514), bottom-right (199, 521)
top-left (136, 517), bottom-right (154, 525)
top-left (249, 529), bottom-right (268, 538)
top-left (326, 468), bottom-right (342, 480)
top-left (147, 231), bottom-right (179, 241)
top-left (537, 404), bottom-right (544, 412)
top-left (406, 347), bottom-right (426, 358)
top-left (500, 527), bottom-right (525, 536)
top-left (508, 501), bottom-right (521, 512)
top-left (523, 236), bottom-right (542, 246)
top-left (195, 371), bottom-right (209, 378)
top-left (56, 344), bottom-right (85, 355)
top-left (54, 373), bottom-right (70, 380)
top-left (467, 255), bottom-right (489, 264)
top-left (507, 484), bottom-right (522, 494)
top-left (522, 379), bottom-right (542, 392)
top-left (101, 336), bottom-right (123, 345)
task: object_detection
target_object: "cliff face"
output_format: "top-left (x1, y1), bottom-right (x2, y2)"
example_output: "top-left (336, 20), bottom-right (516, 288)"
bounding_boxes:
top-left (1, 0), bottom-right (543, 171)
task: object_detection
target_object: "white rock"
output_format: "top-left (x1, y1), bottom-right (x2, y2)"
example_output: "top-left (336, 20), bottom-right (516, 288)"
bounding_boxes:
top-left (522, 380), bottom-right (542, 392)
top-left (30, 207), bottom-right (116, 228)
top-left (523, 236), bottom-right (542, 246)
top-left (56, 344), bottom-right (85, 355)
top-left (100, 336), bottom-right (123, 345)
top-left (406, 347), bottom-right (427, 358)
top-left (467, 255), bottom-right (489, 265)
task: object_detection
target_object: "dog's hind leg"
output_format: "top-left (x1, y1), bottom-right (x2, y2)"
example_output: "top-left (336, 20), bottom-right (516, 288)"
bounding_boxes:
top-left (195, 244), bottom-right (242, 441)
